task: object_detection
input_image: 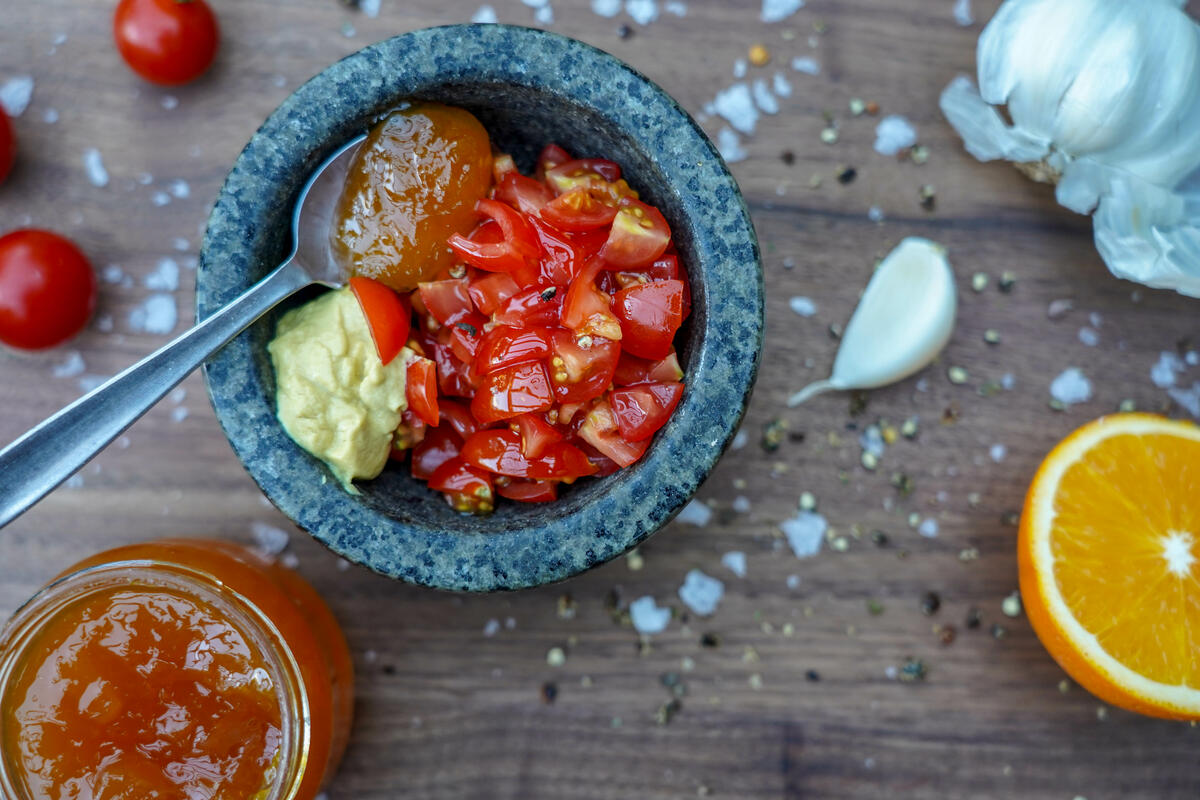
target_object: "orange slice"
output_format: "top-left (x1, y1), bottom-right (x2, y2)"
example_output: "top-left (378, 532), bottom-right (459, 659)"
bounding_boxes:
top-left (1018, 413), bottom-right (1200, 719)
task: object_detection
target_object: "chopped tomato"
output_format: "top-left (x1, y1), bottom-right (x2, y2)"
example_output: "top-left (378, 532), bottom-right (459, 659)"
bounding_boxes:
top-left (547, 329), bottom-right (620, 404)
top-left (600, 198), bottom-right (671, 269)
top-left (496, 172), bottom-right (554, 216)
top-left (418, 278), bottom-right (473, 326)
top-left (428, 458), bottom-right (494, 514)
top-left (470, 361), bottom-right (555, 425)
top-left (612, 280), bottom-right (684, 360)
top-left (439, 399), bottom-right (482, 439)
top-left (536, 143), bottom-right (571, 180)
top-left (541, 188), bottom-right (618, 231)
top-left (578, 397), bottom-right (651, 468)
top-left (492, 153), bottom-right (518, 183)
top-left (561, 258), bottom-right (622, 340)
top-left (393, 408), bottom-right (427, 452)
top-left (544, 158), bottom-right (622, 195)
top-left (448, 313), bottom-right (486, 363)
top-left (512, 413), bottom-right (564, 459)
top-left (529, 217), bottom-right (584, 287)
top-left (496, 479), bottom-right (558, 503)
top-left (493, 286), bottom-right (562, 328)
top-left (569, 228), bottom-right (610, 260)
top-left (461, 429), bottom-right (597, 480)
top-left (468, 271), bottom-right (520, 315)
top-left (613, 350), bottom-right (684, 386)
top-left (611, 381), bottom-right (683, 441)
top-left (405, 356), bottom-right (440, 427)
top-left (475, 326), bottom-right (553, 374)
top-left (447, 198), bottom-right (538, 273)
top-left (420, 330), bottom-right (477, 397)
top-left (647, 254), bottom-right (680, 281)
top-left (349, 276), bottom-right (410, 365)
top-left (556, 401), bottom-right (587, 426)
top-left (410, 426), bottom-right (461, 480)
top-left (575, 440), bottom-right (621, 477)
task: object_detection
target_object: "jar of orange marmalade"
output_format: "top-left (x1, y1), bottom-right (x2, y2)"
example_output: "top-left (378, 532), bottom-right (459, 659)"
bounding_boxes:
top-left (0, 539), bottom-right (353, 800)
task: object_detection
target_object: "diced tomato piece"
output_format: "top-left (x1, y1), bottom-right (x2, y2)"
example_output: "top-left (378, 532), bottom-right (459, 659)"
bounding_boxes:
top-left (405, 357), bottom-right (439, 427)
top-left (493, 286), bottom-right (563, 329)
top-left (574, 439), bottom-right (621, 477)
top-left (468, 271), bottom-right (520, 315)
top-left (544, 158), bottom-right (623, 194)
top-left (561, 258), bottom-right (622, 340)
top-left (420, 331), bottom-right (477, 398)
top-left (578, 397), bottom-right (651, 468)
top-left (547, 328), bottom-right (620, 404)
top-left (475, 326), bottom-right (553, 374)
top-left (496, 479), bottom-right (559, 503)
top-left (536, 143), bottom-right (571, 180)
top-left (600, 198), bottom-right (672, 269)
top-left (556, 401), bottom-right (587, 426)
top-left (411, 426), bottom-right (461, 480)
top-left (530, 217), bottom-right (585, 287)
top-left (647, 254), bottom-right (680, 281)
top-left (448, 313), bottom-right (487, 363)
top-left (448, 198), bottom-right (539, 273)
top-left (470, 361), bottom-right (555, 425)
top-left (349, 276), bottom-right (411, 366)
top-left (541, 188), bottom-right (618, 232)
top-left (613, 350), bottom-right (684, 386)
top-left (461, 429), bottom-right (597, 480)
top-left (569, 228), bottom-right (610, 260)
top-left (439, 399), bottom-right (481, 439)
top-left (496, 172), bottom-right (554, 216)
top-left (393, 408), bottom-right (428, 453)
top-left (612, 280), bottom-right (684, 360)
top-left (611, 381), bottom-right (683, 441)
top-left (428, 458), bottom-right (495, 514)
top-left (512, 412), bottom-right (565, 459)
top-left (418, 278), bottom-right (474, 326)
top-left (492, 153), bottom-right (518, 183)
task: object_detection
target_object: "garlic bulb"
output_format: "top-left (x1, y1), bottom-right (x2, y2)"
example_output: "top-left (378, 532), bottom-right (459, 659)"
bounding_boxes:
top-left (788, 238), bottom-right (957, 407)
top-left (940, 0), bottom-right (1200, 297)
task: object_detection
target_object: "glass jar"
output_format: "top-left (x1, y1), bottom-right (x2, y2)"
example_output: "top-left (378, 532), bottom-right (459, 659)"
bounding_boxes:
top-left (0, 539), bottom-right (354, 800)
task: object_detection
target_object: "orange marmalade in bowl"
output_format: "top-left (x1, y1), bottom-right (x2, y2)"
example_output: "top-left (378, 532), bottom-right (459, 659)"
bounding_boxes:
top-left (0, 539), bottom-right (353, 800)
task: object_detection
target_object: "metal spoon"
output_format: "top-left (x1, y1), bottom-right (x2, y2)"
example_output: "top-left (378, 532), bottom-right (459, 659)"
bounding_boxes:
top-left (0, 134), bottom-right (367, 529)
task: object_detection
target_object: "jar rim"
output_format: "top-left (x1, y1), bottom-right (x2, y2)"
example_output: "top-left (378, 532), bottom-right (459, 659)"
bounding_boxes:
top-left (0, 558), bottom-right (311, 800)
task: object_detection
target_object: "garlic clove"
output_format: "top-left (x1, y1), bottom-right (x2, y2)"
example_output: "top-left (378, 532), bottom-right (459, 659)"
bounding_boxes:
top-left (788, 238), bottom-right (957, 407)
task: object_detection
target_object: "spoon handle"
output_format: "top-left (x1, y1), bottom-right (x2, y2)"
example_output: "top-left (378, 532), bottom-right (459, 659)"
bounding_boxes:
top-left (0, 258), bottom-right (312, 530)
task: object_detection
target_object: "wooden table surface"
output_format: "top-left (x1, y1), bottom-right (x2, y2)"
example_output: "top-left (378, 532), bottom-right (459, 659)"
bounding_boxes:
top-left (3, 1), bottom-right (1200, 798)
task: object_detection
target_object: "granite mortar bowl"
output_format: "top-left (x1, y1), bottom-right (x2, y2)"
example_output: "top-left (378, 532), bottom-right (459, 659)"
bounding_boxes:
top-left (197, 24), bottom-right (763, 591)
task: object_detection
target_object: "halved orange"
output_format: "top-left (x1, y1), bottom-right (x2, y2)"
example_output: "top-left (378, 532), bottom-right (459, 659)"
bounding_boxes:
top-left (1018, 413), bottom-right (1200, 719)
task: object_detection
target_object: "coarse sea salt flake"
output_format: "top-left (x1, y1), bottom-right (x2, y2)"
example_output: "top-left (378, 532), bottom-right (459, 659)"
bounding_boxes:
top-left (731, 429), bottom-right (748, 449)
top-left (918, 518), bottom-right (939, 538)
top-left (145, 258), bottom-right (179, 291)
top-left (0, 76), bottom-right (34, 117)
top-left (664, 1), bottom-right (686, 16)
top-left (591, 0), bottom-right (621, 16)
top-left (152, 191), bottom-right (171, 207)
top-left (168, 180), bottom-right (190, 199)
top-left (874, 115), bottom-right (918, 156)
top-left (43, 108), bottom-right (58, 124)
top-left (781, 511), bottom-right (826, 558)
top-left (1169, 383), bottom-right (1200, 417)
top-left (52, 351), bottom-right (85, 378)
top-left (791, 57), bottom-right (820, 76)
top-left (1078, 327), bottom-right (1099, 346)
top-left (773, 72), bottom-right (793, 97)
top-left (129, 294), bottom-right (177, 335)
top-left (721, 551), bottom-right (747, 578)
top-left (713, 83), bottom-right (758, 134)
top-left (483, 618), bottom-right (501, 637)
top-left (732, 59), bottom-right (748, 79)
top-left (762, 0), bottom-right (804, 23)
top-left (626, 0), bottom-right (658, 25)
top-left (678, 569), bottom-right (724, 616)
top-left (172, 237), bottom-right (190, 252)
top-left (716, 127), bottom-right (748, 164)
top-left (753, 79), bottom-right (779, 114)
top-left (83, 148), bottom-right (109, 187)
top-left (989, 444), bottom-right (1007, 463)
top-left (1151, 351), bottom-right (1184, 388)
top-left (953, 0), bottom-right (973, 26)
top-left (630, 596), bottom-right (672, 634)
top-left (732, 495), bottom-right (751, 513)
top-left (1050, 367), bottom-right (1092, 406)
top-left (251, 522), bottom-right (290, 555)
top-left (677, 499), bottom-right (712, 526)
top-left (789, 296), bottom-right (817, 317)
top-left (161, 95), bottom-right (178, 110)
top-left (360, 0), bottom-right (381, 17)
top-left (171, 407), bottom-right (189, 423)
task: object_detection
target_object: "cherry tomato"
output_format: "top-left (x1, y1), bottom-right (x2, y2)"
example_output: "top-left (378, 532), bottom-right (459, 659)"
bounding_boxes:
top-left (410, 426), bottom-right (461, 480)
top-left (541, 188), bottom-right (618, 232)
top-left (492, 153), bottom-right (518, 183)
top-left (439, 399), bottom-right (483, 439)
top-left (493, 286), bottom-right (562, 329)
top-left (349, 276), bottom-right (410, 365)
top-left (495, 172), bottom-right (554, 216)
top-left (0, 109), bottom-right (14, 186)
top-left (467, 271), bottom-right (520, 315)
top-left (561, 258), bottom-right (622, 340)
top-left (612, 279), bottom-right (684, 360)
top-left (417, 277), bottom-right (473, 326)
top-left (495, 479), bottom-right (558, 503)
top-left (0, 229), bottom-right (96, 351)
top-left (428, 458), bottom-right (494, 514)
top-left (447, 198), bottom-right (539, 273)
top-left (405, 356), bottom-right (440, 427)
top-left (600, 198), bottom-right (671, 269)
top-left (613, 350), bottom-right (684, 386)
top-left (475, 326), bottom-right (553, 375)
top-left (511, 412), bottom-right (564, 459)
top-left (578, 397), bottom-right (651, 468)
top-left (547, 329), bottom-right (619, 404)
top-left (611, 381), bottom-right (684, 441)
top-left (461, 429), bottom-right (596, 480)
top-left (544, 158), bottom-right (623, 195)
top-left (536, 143), bottom-right (571, 181)
top-left (470, 361), bottom-right (555, 425)
top-left (447, 313), bottom-right (486, 363)
top-left (529, 217), bottom-right (586, 287)
top-left (113, 0), bottom-right (219, 86)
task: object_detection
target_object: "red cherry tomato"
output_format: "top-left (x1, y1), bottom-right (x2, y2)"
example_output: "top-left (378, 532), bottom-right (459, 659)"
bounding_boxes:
top-left (447, 199), bottom-right (539, 273)
top-left (496, 479), bottom-right (558, 503)
top-left (493, 285), bottom-right (562, 329)
top-left (461, 429), bottom-right (596, 480)
top-left (427, 458), bottom-right (494, 514)
top-left (405, 356), bottom-right (439, 427)
top-left (475, 325), bottom-right (553, 375)
top-left (495, 172), bottom-right (554, 216)
top-left (600, 198), bottom-right (671, 269)
top-left (613, 350), bottom-right (684, 386)
top-left (410, 426), bottom-right (461, 480)
top-left (439, 399), bottom-right (483, 439)
top-left (113, 0), bottom-right (219, 86)
top-left (417, 277), bottom-right (473, 326)
top-left (469, 361), bottom-right (555, 425)
top-left (0, 109), bottom-right (14, 186)
top-left (547, 329), bottom-right (619, 404)
top-left (529, 217), bottom-right (585, 287)
top-left (541, 188), bottom-right (618, 232)
top-left (350, 276), bottom-right (411, 365)
top-left (511, 412), bottom-right (564, 459)
top-left (612, 279), bottom-right (684, 360)
top-left (536, 143), bottom-right (571, 181)
top-left (544, 159), bottom-right (623, 194)
top-left (467, 271), bottom-right (520, 315)
top-left (611, 381), bottom-right (684, 441)
top-left (578, 396), bottom-right (651, 468)
top-left (0, 229), bottom-right (96, 351)
top-left (561, 258), bottom-right (622, 340)
top-left (447, 313), bottom-right (486, 363)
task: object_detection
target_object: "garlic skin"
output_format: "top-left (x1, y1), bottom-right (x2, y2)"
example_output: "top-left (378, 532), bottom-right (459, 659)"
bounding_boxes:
top-left (940, 0), bottom-right (1200, 297)
top-left (788, 238), bottom-right (956, 407)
